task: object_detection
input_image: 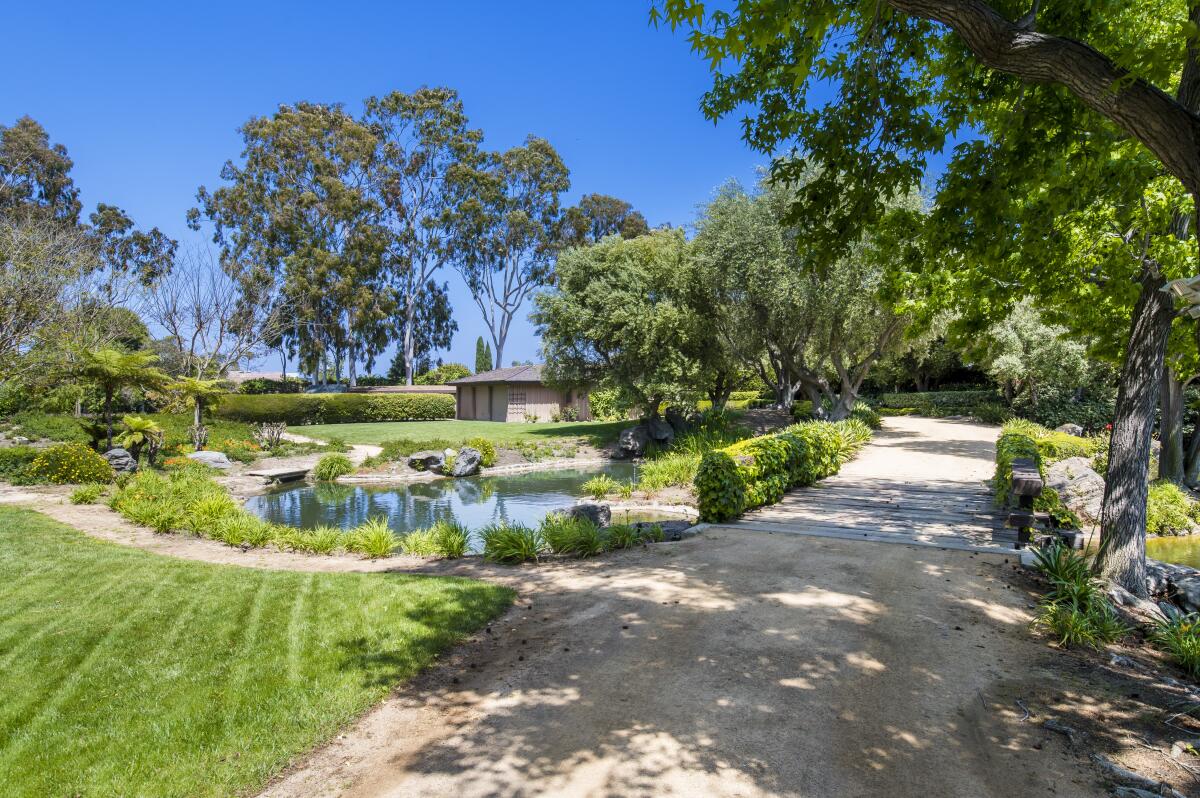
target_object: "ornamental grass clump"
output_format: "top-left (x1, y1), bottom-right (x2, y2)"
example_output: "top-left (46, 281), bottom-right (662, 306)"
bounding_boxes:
top-left (431, 519), bottom-right (470, 558)
top-left (398, 528), bottom-right (440, 556)
top-left (69, 484), bottom-right (106, 505)
top-left (1152, 615), bottom-right (1200, 679)
top-left (345, 517), bottom-right (398, 558)
top-left (481, 521), bottom-right (543, 564)
top-left (582, 474), bottom-right (619, 500)
top-left (1031, 542), bottom-right (1126, 649)
top-left (638, 452), bottom-right (702, 491)
top-left (605, 523), bottom-right (641, 550)
top-left (313, 453), bottom-right (354, 482)
top-left (540, 513), bottom-right (605, 557)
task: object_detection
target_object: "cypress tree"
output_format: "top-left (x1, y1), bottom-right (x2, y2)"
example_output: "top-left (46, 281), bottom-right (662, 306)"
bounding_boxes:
top-left (475, 336), bottom-right (492, 373)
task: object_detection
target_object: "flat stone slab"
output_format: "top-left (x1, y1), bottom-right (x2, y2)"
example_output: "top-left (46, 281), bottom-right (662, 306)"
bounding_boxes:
top-left (244, 467), bottom-right (310, 483)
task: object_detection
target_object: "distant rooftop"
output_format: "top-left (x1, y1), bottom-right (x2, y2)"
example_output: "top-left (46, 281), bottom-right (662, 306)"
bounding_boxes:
top-left (449, 365), bottom-right (545, 385)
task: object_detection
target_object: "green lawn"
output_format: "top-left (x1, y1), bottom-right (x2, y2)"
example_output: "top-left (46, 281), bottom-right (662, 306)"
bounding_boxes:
top-left (294, 418), bottom-right (631, 447)
top-left (0, 507), bottom-right (512, 798)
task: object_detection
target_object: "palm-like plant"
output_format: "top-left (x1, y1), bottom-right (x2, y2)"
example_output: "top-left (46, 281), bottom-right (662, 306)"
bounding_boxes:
top-left (78, 348), bottom-right (170, 450)
top-left (116, 415), bottom-right (164, 464)
top-left (172, 377), bottom-right (226, 429)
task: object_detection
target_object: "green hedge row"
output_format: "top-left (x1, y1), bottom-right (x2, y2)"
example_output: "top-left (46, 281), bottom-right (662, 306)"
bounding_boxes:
top-left (695, 421), bottom-right (848, 522)
top-left (874, 389), bottom-right (998, 408)
top-left (214, 393), bottom-right (456, 425)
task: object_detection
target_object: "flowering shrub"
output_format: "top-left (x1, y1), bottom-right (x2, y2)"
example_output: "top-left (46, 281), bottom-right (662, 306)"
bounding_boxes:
top-left (28, 443), bottom-right (113, 485)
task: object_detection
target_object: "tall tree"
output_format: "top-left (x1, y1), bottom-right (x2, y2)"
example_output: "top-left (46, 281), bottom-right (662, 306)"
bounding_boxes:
top-left (656, 0), bottom-right (1200, 594)
top-left (474, 335), bottom-right (492, 373)
top-left (561, 193), bottom-right (649, 247)
top-left (536, 230), bottom-right (712, 417)
top-left (363, 87), bottom-right (481, 385)
top-left (191, 102), bottom-right (386, 387)
top-left (452, 136), bottom-right (570, 368)
top-left (0, 116), bottom-right (81, 224)
top-left (384, 279), bottom-right (456, 382)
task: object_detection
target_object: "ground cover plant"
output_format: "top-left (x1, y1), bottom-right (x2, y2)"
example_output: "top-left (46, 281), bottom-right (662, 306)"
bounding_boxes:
top-left (1031, 541), bottom-right (1126, 649)
top-left (0, 505), bottom-right (512, 798)
top-left (313, 453), bottom-right (355, 481)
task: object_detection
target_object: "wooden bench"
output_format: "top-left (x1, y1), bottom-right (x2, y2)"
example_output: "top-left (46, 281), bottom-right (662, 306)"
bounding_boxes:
top-left (1005, 457), bottom-right (1083, 549)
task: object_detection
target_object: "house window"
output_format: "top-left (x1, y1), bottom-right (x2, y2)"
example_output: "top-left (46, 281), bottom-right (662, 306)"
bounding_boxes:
top-left (509, 390), bottom-right (526, 419)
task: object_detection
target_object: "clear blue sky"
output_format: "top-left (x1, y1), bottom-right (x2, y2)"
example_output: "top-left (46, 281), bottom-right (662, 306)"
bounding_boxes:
top-left (4, 1), bottom-right (771, 373)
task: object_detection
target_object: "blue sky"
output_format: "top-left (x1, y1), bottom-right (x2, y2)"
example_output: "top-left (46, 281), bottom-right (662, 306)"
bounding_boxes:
top-left (4, 1), bottom-right (769, 373)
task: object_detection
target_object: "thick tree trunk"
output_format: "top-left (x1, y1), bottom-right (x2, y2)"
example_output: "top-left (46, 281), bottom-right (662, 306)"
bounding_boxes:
top-left (826, 392), bottom-right (857, 421)
top-left (1159, 367), bottom-right (1185, 483)
top-left (403, 304), bottom-right (416, 386)
top-left (1095, 273), bottom-right (1176, 596)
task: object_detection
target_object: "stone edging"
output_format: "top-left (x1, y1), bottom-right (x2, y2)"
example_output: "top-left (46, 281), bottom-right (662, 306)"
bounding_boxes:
top-left (338, 456), bottom-right (615, 485)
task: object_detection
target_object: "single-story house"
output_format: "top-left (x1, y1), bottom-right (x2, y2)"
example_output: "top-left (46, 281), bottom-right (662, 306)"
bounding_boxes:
top-left (449, 365), bottom-right (590, 422)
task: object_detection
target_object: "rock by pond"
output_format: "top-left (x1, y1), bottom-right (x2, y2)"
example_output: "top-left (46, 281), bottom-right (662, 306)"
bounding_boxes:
top-left (408, 450), bottom-right (445, 472)
top-left (187, 450), bottom-right (233, 470)
top-left (450, 447), bottom-right (482, 477)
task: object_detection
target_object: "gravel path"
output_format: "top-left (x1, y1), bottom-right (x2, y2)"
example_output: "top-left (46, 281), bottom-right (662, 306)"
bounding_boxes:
top-left (259, 416), bottom-right (1107, 798)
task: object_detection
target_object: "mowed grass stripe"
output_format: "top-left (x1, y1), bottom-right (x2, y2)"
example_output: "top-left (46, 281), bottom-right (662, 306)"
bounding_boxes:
top-left (0, 506), bottom-right (513, 798)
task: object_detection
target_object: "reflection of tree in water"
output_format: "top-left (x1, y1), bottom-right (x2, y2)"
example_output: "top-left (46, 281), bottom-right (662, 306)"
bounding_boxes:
top-left (312, 482), bottom-right (356, 505)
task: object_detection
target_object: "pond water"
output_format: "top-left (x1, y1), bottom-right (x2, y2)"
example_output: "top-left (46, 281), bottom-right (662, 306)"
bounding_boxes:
top-left (1146, 536), bottom-right (1200, 569)
top-left (244, 461), bottom-right (683, 538)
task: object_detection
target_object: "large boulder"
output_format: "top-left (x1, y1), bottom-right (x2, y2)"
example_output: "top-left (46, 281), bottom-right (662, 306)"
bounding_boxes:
top-left (1044, 456), bottom-right (1105, 525)
top-left (647, 417), bottom-right (675, 446)
top-left (1175, 575), bottom-right (1200, 615)
top-left (408, 450), bottom-right (445, 472)
top-left (568, 502), bottom-right (612, 528)
top-left (450, 446), bottom-right (482, 477)
top-left (618, 425), bottom-right (651, 458)
top-left (1054, 423), bottom-right (1084, 437)
top-left (103, 447), bottom-right (138, 474)
top-left (187, 450), bottom-right (233, 470)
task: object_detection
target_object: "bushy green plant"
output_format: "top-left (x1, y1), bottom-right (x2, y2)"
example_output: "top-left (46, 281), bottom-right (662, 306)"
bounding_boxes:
top-left (7, 411), bottom-right (91, 444)
top-left (540, 513), bottom-right (605, 557)
top-left (582, 474), bottom-right (619, 499)
top-left (313, 453), bottom-right (354, 482)
top-left (27, 442), bottom-right (113, 485)
top-left (605, 523), bottom-right (641, 550)
top-left (638, 451), bottom-right (702, 491)
top-left (640, 523), bottom-right (665, 543)
top-left (1031, 542), bottom-right (1126, 649)
top-left (0, 446), bottom-right (39, 483)
top-left (69, 484), bottom-right (106, 505)
top-left (1147, 481), bottom-right (1196, 536)
top-left (183, 494), bottom-right (242, 536)
top-left (831, 418), bottom-right (873, 459)
top-left (480, 521), bottom-right (543, 563)
top-left (1152, 615), bottom-right (1200, 679)
top-left (346, 517), bottom-right (398, 559)
top-left (215, 393), bottom-right (455, 425)
top-left (398, 528), bottom-right (440, 556)
top-left (587, 388), bottom-right (626, 421)
top-left (849, 401), bottom-right (882, 429)
top-left (431, 519), bottom-right (470, 558)
top-left (280, 524), bottom-right (343, 555)
top-left (464, 437), bottom-right (497, 467)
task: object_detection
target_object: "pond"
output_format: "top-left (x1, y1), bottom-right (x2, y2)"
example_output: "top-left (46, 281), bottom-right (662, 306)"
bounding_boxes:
top-left (244, 462), bottom-right (684, 540)
top-left (1147, 535), bottom-right (1200, 569)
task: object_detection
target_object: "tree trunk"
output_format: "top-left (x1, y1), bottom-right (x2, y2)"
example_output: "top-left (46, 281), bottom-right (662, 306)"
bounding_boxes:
top-left (1095, 272), bottom-right (1176, 596)
top-left (1159, 367), bottom-right (1186, 483)
top-left (826, 392), bottom-right (857, 421)
top-left (404, 299), bottom-right (417, 386)
top-left (193, 397), bottom-right (203, 430)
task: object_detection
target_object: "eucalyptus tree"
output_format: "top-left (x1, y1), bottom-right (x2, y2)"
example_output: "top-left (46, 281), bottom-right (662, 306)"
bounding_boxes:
top-left (452, 136), bottom-right (570, 368)
top-left (561, 193), bottom-right (650, 247)
top-left (657, 1), bottom-right (1200, 593)
top-left (363, 87), bottom-right (481, 384)
top-left (191, 102), bottom-right (386, 386)
top-left (0, 116), bottom-right (81, 224)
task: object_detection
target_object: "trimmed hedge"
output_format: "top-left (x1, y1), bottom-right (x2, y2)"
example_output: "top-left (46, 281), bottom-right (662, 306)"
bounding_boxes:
top-left (214, 393), bottom-right (455, 425)
top-left (875, 390), bottom-right (999, 408)
top-left (695, 421), bottom-right (848, 522)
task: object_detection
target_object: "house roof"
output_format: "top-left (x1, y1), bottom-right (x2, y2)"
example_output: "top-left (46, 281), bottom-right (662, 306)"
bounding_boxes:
top-left (449, 365), bottom-right (546, 385)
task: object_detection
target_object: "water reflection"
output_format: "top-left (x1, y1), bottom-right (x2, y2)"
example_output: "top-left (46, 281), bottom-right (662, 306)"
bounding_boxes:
top-left (245, 462), bottom-right (641, 535)
top-left (1147, 535), bottom-right (1200, 569)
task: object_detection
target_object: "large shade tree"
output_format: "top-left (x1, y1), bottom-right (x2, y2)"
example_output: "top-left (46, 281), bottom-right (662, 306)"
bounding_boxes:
top-left (657, 0), bottom-right (1200, 594)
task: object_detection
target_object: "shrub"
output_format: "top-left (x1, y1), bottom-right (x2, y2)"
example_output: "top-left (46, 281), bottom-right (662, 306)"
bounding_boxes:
top-left (6, 412), bottom-right (91, 444)
top-left (640, 523), bottom-right (665, 543)
top-left (0, 446), bottom-right (39, 483)
top-left (695, 420), bottom-right (850, 522)
top-left (215, 392), bottom-right (455, 425)
top-left (1031, 542), bottom-right (1126, 649)
top-left (875, 389), bottom-right (999, 410)
top-left (480, 521), bottom-right (543, 563)
top-left (849, 401), bottom-right (882, 429)
top-left (346, 517), bottom-right (398, 558)
top-left (540, 513), bottom-right (605, 556)
top-left (313, 453), bottom-right (354, 482)
top-left (1152, 615), bottom-right (1200, 679)
top-left (587, 388), bottom-right (627, 421)
top-left (237, 377), bottom-right (306, 394)
top-left (69, 484), bottom-right (106, 504)
top-left (639, 452), bottom-right (702, 491)
top-left (398, 528), bottom-right (440, 556)
top-left (582, 474), bottom-right (619, 500)
top-left (464, 437), bottom-right (497, 467)
top-left (281, 525), bottom-right (342, 555)
top-left (1147, 481), bottom-right (1196, 536)
top-left (605, 523), bottom-right (641, 550)
top-left (431, 519), bottom-right (470, 558)
top-left (27, 442), bottom-right (113, 485)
